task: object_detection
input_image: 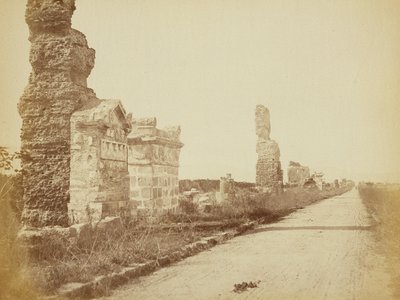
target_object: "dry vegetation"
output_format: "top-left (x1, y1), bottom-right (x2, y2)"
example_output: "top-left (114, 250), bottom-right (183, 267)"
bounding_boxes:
top-left (358, 183), bottom-right (400, 298)
top-left (25, 184), bottom-right (351, 295)
top-left (212, 186), bottom-right (350, 221)
top-left (0, 174), bottom-right (38, 299)
top-left (0, 147), bottom-right (37, 299)
top-left (2, 181), bottom-right (352, 297)
top-left (27, 222), bottom-right (217, 294)
top-left (0, 147), bottom-right (353, 297)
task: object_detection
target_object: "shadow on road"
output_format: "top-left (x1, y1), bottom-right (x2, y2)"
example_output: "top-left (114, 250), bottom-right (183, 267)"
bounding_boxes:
top-left (242, 225), bottom-right (374, 236)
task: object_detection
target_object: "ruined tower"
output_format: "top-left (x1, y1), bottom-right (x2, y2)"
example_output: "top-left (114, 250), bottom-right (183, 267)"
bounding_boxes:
top-left (18, 0), bottom-right (97, 227)
top-left (255, 105), bottom-right (283, 193)
top-left (287, 161), bottom-right (310, 187)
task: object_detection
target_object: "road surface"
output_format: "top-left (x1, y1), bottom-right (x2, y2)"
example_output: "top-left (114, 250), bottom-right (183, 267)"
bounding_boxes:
top-left (100, 189), bottom-right (394, 300)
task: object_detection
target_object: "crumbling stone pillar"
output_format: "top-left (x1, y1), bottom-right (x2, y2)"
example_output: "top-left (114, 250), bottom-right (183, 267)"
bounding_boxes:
top-left (18, 0), bottom-right (96, 227)
top-left (255, 105), bottom-right (283, 193)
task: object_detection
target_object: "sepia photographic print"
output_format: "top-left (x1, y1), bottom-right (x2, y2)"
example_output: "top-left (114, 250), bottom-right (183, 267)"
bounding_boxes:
top-left (0, 0), bottom-right (399, 299)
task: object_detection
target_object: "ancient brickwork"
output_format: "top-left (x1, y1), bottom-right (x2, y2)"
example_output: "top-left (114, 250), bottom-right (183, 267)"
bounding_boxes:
top-left (68, 100), bottom-right (131, 223)
top-left (287, 161), bottom-right (310, 187)
top-left (255, 105), bottom-right (283, 193)
top-left (18, 0), bottom-right (96, 227)
top-left (128, 118), bottom-right (183, 213)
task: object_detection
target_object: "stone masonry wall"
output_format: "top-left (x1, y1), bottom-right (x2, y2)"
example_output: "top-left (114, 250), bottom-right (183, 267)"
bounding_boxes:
top-left (128, 118), bottom-right (182, 212)
top-left (69, 101), bottom-right (131, 223)
top-left (128, 144), bottom-right (181, 212)
top-left (255, 105), bottom-right (283, 193)
top-left (18, 0), bottom-right (96, 227)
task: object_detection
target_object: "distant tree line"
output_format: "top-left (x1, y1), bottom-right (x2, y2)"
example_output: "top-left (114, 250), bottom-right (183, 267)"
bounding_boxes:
top-left (179, 179), bottom-right (255, 193)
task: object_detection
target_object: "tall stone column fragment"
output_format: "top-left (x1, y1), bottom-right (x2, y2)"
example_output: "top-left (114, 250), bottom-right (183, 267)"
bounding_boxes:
top-left (18, 0), bottom-right (96, 227)
top-left (255, 105), bottom-right (283, 193)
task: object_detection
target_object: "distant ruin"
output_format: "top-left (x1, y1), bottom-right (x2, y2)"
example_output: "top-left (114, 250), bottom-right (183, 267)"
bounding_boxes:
top-left (127, 118), bottom-right (183, 213)
top-left (312, 172), bottom-right (324, 190)
top-left (18, 0), bottom-right (182, 227)
top-left (255, 105), bottom-right (283, 193)
top-left (216, 173), bottom-right (235, 202)
top-left (287, 161), bottom-right (310, 187)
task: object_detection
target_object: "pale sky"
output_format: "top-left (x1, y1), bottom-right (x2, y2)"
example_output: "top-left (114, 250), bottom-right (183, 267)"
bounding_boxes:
top-left (1, 0), bottom-right (399, 183)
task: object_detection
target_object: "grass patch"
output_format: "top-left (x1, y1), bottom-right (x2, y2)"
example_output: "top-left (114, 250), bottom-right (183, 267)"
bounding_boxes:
top-left (0, 173), bottom-right (39, 300)
top-left (205, 185), bottom-right (352, 223)
top-left (27, 222), bottom-right (213, 294)
top-left (27, 184), bottom-right (353, 295)
top-left (0, 165), bottom-right (353, 297)
top-left (358, 183), bottom-right (400, 298)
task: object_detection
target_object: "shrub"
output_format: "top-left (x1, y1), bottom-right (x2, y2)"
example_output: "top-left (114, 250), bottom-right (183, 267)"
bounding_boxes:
top-left (358, 183), bottom-right (400, 297)
top-left (178, 197), bottom-right (199, 215)
top-left (0, 149), bottom-right (37, 299)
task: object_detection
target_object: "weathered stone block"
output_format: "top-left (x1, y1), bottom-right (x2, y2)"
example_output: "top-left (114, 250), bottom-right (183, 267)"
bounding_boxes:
top-left (142, 188), bottom-right (151, 198)
top-left (128, 118), bottom-right (183, 212)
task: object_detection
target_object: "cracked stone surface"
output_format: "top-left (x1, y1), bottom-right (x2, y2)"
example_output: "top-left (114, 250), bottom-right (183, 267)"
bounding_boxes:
top-left (19, 0), bottom-right (97, 227)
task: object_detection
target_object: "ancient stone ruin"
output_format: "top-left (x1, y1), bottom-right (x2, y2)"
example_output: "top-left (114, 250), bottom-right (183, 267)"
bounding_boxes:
top-left (216, 173), bottom-right (235, 202)
top-left (287, 161), bottom-right (310, 187)
top-left (127, 118), bottom-right (183, 213)
top-left (312, 172), bottom-right (324, 190)
top-left (18, 0), bottom-right (97, 227)
top-left (255, 105), bottom-right (283, 193)
top-left (18, 0), bottom-right (183, 227)
top-left (68, 100), bottom-right (132, 224)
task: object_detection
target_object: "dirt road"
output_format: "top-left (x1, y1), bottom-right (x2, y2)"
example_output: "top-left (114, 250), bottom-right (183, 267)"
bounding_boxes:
top-left (100, 189), bottom-right (394, 300)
